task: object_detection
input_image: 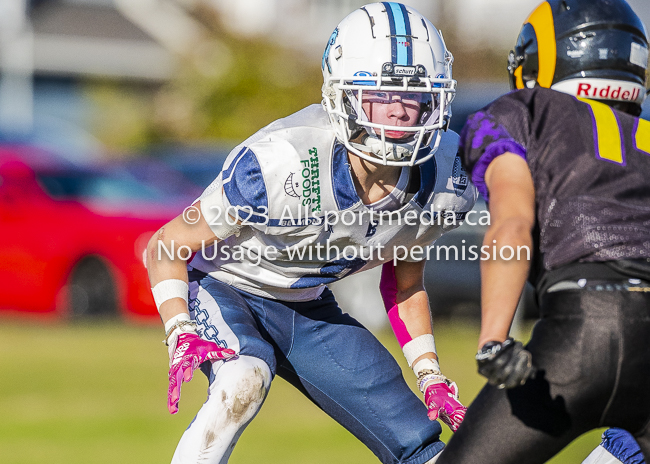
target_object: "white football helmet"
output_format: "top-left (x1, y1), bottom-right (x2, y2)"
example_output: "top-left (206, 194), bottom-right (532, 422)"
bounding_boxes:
top-left (321, 2), bottom-right (456, 166)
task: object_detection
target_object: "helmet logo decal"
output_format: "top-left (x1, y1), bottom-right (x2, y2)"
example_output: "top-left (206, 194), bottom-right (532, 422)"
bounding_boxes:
top-left (383, 2), bottom-right (413, 66)
top-left (322, 28), bottom-right (339, 73)
top-left (353, 71), bottom-right (375, 85)
top-left (433, 73), bottom-right (445, 88)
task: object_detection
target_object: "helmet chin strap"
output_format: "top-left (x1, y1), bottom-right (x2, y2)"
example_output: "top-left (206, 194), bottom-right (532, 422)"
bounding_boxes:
top-left (350, 134), bottom-right (414, 162)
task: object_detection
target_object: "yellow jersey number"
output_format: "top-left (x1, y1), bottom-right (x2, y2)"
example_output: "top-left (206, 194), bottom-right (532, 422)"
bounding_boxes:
top-left (578, 97), bottom-right (650, 165)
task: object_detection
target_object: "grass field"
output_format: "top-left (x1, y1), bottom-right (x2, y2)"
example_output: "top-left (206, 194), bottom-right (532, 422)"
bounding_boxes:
top-left (0, 318), bottom-right (604, 463)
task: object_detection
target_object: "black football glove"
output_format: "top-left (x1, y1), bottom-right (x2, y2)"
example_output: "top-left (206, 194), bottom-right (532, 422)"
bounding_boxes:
top-left (476, 338), bottom-right (535, 389)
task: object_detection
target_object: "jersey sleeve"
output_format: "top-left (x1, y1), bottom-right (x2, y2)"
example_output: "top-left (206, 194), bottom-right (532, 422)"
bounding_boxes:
top-left (198, 146), bottom-right (270, 237)
top-left (221, 146), bottom-right (269, 227)
top-left (459, 91), bottom-right (532, 200)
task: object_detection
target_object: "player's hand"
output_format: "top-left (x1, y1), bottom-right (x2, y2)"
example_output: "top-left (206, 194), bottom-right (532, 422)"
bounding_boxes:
top-left (424, 378), bottom-right (467, 432)
top-left (167, 332), bottom-right (237, 414)
top-left (476, 338), bottom-right (534, 389)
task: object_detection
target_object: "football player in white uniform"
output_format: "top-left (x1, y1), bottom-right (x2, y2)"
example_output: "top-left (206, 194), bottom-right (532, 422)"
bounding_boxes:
top-left (146, 3), bottom-right (477, 463)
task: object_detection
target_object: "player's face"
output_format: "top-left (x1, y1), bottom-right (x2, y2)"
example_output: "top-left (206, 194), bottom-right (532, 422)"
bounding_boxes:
top-left (361, 91), bottom-right (423, 139)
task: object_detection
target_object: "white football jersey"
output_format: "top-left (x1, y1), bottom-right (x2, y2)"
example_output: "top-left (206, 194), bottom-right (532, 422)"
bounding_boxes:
top-left (190, 104), bottom-right (477, 301)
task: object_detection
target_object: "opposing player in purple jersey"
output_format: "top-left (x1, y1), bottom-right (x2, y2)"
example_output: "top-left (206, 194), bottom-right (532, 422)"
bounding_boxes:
top-left (437, 1), bottom-right (650, 463)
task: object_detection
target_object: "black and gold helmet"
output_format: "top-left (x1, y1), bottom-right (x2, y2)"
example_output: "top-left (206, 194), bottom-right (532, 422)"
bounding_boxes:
top-left (508, 0), bottom-right (649, 115)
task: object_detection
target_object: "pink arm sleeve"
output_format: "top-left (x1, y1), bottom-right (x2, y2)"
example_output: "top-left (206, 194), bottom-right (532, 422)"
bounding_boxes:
top-left (380, 262), bottom-right (412, 348)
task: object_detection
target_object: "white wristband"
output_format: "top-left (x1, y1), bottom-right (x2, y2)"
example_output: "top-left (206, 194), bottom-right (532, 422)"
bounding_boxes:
top-left (402, 334), bottom-right (437, 367)
top-left (151, 279), bottom-right (189, 311)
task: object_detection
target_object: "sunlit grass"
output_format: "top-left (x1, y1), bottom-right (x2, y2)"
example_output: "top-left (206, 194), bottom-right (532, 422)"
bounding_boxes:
top-left (0, 319), bottom-right (602, 463)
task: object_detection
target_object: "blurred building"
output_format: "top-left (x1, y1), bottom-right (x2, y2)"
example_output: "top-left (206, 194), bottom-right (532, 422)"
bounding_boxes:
top-left (0, 0), bottom-right (203, 153)
top-left (208, 0), bottom-right (440, 52)
top-left (209, 0), bottom-right (650, 52)
top-left (31, 0), bottom-right (174, 80)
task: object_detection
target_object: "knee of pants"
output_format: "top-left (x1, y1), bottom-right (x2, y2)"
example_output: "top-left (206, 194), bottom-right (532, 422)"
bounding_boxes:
top-left (207, 355), bottom-right (272, 428)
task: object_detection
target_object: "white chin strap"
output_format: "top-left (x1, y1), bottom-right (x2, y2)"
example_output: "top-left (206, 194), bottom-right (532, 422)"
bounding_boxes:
top-left (351, 136), bottom-right (414, 162)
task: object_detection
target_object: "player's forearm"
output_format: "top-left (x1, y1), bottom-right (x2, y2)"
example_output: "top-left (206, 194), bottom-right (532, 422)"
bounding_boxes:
top-left (387, 263), bottom-right (466, 431)
top-left (382, 260), bottom-right (438, 364)
top-left (146, 231), bottom-right (193, 324)
top-left (145, 202), bottom-right (221, 325)
top-left (395, 288), bottom-right (437, 363)
top-left (478, 219), bottom-right (532, 348)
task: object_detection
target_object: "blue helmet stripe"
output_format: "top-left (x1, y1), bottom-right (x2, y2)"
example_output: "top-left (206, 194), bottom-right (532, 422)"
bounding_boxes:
top-left (383, 2), bottom-right (412, 66)
top-left (383, 2), bottom-right (398, 64)
top-left (397, 3), bottom-right (413, 65)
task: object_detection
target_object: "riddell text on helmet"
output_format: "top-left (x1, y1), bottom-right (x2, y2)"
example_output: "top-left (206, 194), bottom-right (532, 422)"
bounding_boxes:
top-left (577, 83), bottom-right (642, 101)
top-left (552, 78), bottom-right (644, 103)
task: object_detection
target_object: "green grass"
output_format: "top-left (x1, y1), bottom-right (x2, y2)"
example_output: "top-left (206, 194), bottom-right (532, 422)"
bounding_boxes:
top-left (0, 319), bottom-right (603, 463)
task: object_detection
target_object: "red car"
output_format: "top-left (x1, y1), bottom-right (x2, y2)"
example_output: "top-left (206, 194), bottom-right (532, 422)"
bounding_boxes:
top-left (0, 146), bottom-right (198, 321)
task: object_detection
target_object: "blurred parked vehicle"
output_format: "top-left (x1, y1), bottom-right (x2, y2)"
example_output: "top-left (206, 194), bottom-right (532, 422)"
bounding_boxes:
top-left (0, 146), bottom-right (189, 321)
top-left (112, 157), bottom-right (205, 202)
top-left (145, 145), bottom-right (231, 190)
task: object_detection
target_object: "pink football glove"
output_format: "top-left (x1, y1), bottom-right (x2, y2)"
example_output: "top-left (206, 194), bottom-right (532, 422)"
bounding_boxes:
top-left (424, 380), bottom-right (467, 432)
top-left (168, 332), bottom-right (237, 414)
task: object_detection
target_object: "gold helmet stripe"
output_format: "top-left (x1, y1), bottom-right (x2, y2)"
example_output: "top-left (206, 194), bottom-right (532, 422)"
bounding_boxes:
top-left (526, 1), bottom-right (556, 88)
top-left (514, 66), bottom-right (524, 89)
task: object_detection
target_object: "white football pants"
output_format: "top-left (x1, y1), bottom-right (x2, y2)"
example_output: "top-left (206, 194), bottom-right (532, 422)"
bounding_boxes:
top-left (171, 355), bottom-right (272, 464)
